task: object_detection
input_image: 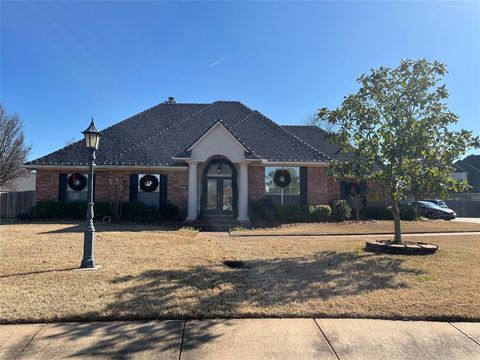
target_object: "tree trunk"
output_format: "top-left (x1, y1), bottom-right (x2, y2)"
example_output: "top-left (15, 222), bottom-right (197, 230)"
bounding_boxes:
top-left (392, 201), bottom-right (402, 244)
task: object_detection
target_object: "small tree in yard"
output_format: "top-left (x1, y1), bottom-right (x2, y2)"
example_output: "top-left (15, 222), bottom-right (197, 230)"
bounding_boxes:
top-left (0, 104), bottom-right (31, 187)
top-left (317, 59), bottom-right (478, 243)
top-left (107, 173), bottom-right (128, 221)
top-left (347, 186), bottom-right (368, 221)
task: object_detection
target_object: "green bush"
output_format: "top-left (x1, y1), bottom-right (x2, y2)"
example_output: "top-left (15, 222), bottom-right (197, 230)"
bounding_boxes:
top-left (400, 205), bottom-right (417, 221)
top-left (362, 205), bottom-right (417, 221)
top-left (17, 212), bottom-right (34, 221)
top-left (362, 206), bottom-right (393, 220)
top-left (158, 202), bottom-right (179, 221)
top-left (123, 201), bottom-right (147, 220)
top-left (30, 201), bottom-right (68, 219)
top-left (28, 201), bottom-right (100, 220)
top-left (307, 205), bottom-right (331, 222)
top-left (65, 201), bottom-right (88, 219)
top-left (250, 197), bottom-right (276, 221)
top-left (330, 200), bottom-right (352, 222)
top-left (93, 201), bottom-right (113, 219)
top-left (275, 205), bottom-right (306, 223)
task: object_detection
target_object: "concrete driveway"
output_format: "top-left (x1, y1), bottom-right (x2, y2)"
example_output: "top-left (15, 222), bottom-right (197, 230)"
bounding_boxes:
top-left (454, 217), bottom-right (480, 224)
top-left (2, 319), bottom-right (479, 359)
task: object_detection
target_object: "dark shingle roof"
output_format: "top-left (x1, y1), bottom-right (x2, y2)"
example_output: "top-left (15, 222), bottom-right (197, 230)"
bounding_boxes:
top-left (27, 101), bottom-right (345, 167)
top-left (453, 155), bottom-right (480, 192)
top-left (283, 125), bottom-right (351, 161)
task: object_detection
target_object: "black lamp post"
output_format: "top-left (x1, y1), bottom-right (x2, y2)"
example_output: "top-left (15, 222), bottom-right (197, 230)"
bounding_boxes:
top-left (80, 118), bottom-right (102, 269)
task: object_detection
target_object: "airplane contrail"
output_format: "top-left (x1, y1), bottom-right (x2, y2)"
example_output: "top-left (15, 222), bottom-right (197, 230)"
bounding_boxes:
top-left (210, 55), bottom-right (230, 67)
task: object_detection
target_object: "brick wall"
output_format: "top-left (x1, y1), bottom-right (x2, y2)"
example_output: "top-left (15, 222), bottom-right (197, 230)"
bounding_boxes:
top-left (95, 171), bottom-right (130, 202)
top-left (167, 170), bottom-right (188, 215)
top-left (36, 168), bottom-right (189, 215)
top-left (307, 167), bottom-right (341, 205)
top-left (248, 165), bottom-right (265, 202)
top-left (36, 170), bottom-right (60, 202)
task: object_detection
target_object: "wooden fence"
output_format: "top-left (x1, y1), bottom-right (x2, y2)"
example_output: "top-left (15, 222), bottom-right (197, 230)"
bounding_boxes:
top-left (445, 200), bottom-right (480, 218)
top-left (0, 191), bottom-right (36, 219)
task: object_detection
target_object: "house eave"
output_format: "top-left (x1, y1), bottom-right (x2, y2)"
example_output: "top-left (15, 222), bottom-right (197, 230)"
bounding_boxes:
top-left (23, 164), bottom-right (189, 171)
top-left (261, 160), bottom-right (330, 167)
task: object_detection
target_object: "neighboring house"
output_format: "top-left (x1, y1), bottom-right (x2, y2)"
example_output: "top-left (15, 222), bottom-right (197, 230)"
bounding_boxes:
top-left (448, 155), bottom-right (480, 216)
top-left (24, 99), bottom-right (387, 224)
top-left (0, 170), bottom-right (36, 193)
top-left (452, 155), bottom-right (480, 193)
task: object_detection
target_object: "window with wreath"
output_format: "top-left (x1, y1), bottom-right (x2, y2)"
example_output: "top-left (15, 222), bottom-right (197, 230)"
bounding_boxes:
top-left (66, 173), bottom-right (88, 202)
top-left (137, 174), bottom-right (160, 208)
top-left (264, 167), bottom-right (300, 206)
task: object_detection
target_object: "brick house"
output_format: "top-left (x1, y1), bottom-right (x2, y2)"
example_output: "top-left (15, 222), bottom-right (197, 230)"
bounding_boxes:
top-left (25, 98), bottom-right (387, 224)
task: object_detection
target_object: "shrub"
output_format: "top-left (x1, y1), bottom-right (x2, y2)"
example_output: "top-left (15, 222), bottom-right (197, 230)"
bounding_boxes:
top-left (17, 212), bottom-right (33, 221)
top-left (30, 201), bottom-right (68, 219)
top-left (275, 205), bottom-right (306, 223)
top-left (123, 201), bottom-right (147, 220)
top-left (330, 200), bottom-right (352, 222)
top-left (65, 201), bottom-right (88, 219)
top-left (400, 205), bottom-right (417, 221)
top-left (307, 205), bottom-right (331, 222)
top-left (250, 197), bottom-right (276, 221)
top-left (362, 206), bottom-right (393, 220)
top-left (158, 202), bottom-right (179, 221)
top-left (93, 201), bottom-right (114, 219)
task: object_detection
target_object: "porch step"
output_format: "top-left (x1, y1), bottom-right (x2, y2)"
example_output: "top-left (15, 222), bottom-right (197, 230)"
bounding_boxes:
top-left (184, 218), bottom-right (240, 231)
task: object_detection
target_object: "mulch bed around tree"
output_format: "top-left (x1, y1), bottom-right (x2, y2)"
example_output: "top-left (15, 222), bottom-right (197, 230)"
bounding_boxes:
top-left (365, 240), bottom-right (438, 255)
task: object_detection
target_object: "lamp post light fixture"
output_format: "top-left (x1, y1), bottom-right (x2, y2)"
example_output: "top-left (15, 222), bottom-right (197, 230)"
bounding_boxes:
top-left (80, 118), bottom-right (102, 269)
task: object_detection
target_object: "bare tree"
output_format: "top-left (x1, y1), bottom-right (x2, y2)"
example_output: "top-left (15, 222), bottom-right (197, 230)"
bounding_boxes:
top-left (64, 137), bottom-right (77, 147)
top-left (107, 173), bottom-right (128, 221)
top-left (347, 187), bottom-right (368, 221)
top-left (0, 104), bottom-right (31, 187)
top-left (302, 111), bottom-right (339, 133)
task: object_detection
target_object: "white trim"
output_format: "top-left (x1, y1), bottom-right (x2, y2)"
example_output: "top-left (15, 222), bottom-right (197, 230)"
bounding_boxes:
top-left (260, 161), bottom-right (329, 167)
top-left (24, 164), bottom-right (189, 171)
top-left (186, 121), bottom-right (249, 152)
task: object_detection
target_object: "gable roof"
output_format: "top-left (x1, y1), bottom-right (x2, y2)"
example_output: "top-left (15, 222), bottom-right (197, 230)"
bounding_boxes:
top-left (184, 119), bottom-right (251, 153)
top-left (453, 155), bottom-right (480, 192)
top-left (26, 101), bottom-right (345, 167)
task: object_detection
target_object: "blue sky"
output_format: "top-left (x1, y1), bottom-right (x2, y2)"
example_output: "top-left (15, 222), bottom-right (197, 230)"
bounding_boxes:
top-left (1, 1), bottom-right (479, 160)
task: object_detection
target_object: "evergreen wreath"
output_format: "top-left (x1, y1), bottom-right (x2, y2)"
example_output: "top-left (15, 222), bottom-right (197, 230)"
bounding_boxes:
top-left (139, 174), bottom-right (159, 192)
top-left (274, 169), bottom-right (291, 188)
top-left (68, 173), bottom-right (87, 191)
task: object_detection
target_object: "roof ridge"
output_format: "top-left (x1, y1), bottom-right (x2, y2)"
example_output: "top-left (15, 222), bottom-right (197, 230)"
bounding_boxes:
top-left (98, 101), bottom-right (207, 135)
top-left (27, 102), bottom-right (210, 165)
top-left (106, 102), bottom-right (216, 163)
top-left (230, 108), bottom-right (256, 129)
top-left (252, 110), bottom-right (331, 162)
top-left (27, 137), bottom-right (84, 165)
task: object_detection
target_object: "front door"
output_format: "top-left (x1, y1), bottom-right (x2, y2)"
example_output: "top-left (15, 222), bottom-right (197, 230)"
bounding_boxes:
top-left (206, 178), bottom-right (233, 215)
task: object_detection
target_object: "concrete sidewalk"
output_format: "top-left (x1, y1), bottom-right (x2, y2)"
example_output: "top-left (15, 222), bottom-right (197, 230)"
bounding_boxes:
top-left (1, 319), bottom-right (479, 360)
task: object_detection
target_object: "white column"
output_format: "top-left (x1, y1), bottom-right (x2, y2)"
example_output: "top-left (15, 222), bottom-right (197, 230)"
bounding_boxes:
top-left (186, 160), bottom-right (198, 221)
top-left (237, 162), bottom-right (249, 221)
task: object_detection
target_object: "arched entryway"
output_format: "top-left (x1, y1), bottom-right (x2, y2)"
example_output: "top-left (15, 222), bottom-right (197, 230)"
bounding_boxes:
top-left (200, 157), bottom-right (238, 218)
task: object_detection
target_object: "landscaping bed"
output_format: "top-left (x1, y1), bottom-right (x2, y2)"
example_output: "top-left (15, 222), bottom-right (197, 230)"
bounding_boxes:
top-left (1, 222), bottom-right (479, 323)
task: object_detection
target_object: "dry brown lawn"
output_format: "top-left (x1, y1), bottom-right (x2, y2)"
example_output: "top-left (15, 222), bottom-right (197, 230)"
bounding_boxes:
top-left (232, 220), bottom-right (480, 236)
top-left (1, 222), bottom-right (479, 323)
